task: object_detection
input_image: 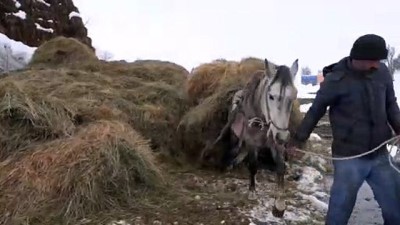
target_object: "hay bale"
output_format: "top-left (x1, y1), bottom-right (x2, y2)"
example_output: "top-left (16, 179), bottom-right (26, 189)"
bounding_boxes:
top-left (186, 57), bottom-right (271, 105)
top-left (29, 36), bottom-right (98, 67)
top-left (0, 76), bottom-right (77, 159)
top-left (85, 59), bottom-right (189, 89)
top-left (0, 120), bottom-right (164, 224)
top-left (238, 57), bottom-right (265, 76)
top-left (186, 60), bottom-right (240, 105)
top-left (129, 59), bottom-right (189, 88)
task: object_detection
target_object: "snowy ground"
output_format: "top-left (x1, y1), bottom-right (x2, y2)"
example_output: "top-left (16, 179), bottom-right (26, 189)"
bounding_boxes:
top-left (0, 33), bottom-right (36, 72)
top-left (242, 133), bottom-right (329, 224)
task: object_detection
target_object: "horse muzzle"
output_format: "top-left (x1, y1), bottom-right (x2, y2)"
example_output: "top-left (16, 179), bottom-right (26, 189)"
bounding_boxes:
top-left (274, 130), bottom-right (290, 145)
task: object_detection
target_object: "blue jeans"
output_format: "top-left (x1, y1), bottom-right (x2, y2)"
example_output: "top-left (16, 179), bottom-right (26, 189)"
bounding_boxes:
top-left (326, 153), bottom-right (400, 225)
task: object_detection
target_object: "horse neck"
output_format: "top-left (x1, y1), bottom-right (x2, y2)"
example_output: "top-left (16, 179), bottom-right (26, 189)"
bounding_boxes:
top-left (255, 75), bottom-right (270, 120)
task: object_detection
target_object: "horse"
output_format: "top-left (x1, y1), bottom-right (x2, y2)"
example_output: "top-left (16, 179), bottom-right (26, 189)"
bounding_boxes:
top-left (200, 58), bottom-right (299, 217)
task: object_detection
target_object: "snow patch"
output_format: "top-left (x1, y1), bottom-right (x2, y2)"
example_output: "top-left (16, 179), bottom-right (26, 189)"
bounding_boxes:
top-left (36, 0), bottom-right (50, 7)
top-left (300, 103), bottom-right (312, 113)
top-left (300, 193), bottom-right (328, 212)
top-left (0, 33), bottom-right (36, 71)
top-left (243, 164), bottom-right (328, 224)
top-left (35, 23), bottom-right (54, 33)
top-left (69, 11), bottom-right (81, 19)
top-left (13, 10), bottom-right (26, 19)
top-left (310, 133), bottom-right (322, 142)
top-left (294, 74), bottom-right (320, 99)
top-left (297, 166), bottom-right (324, 193)
top-left (13, 0), bottom-right (21, 8)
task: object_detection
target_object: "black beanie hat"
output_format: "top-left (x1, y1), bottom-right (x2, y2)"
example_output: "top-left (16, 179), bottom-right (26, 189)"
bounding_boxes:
top-left (350, 34), bottom-right (388, 60)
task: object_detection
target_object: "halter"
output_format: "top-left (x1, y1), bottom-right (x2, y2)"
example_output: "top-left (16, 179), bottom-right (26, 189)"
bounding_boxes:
top-left (247, 76), bottom-right (290, 132)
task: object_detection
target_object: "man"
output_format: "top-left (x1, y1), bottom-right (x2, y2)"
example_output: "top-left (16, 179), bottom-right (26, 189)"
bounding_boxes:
top-left (289, 34), bottom-right (400, 225)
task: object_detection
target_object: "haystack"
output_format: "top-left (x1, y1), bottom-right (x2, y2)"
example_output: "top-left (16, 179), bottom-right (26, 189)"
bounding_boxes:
top-left (29, 36), bottom-right (98, 67)
top-left (179, 57), bottom-right (303, 163)
top-left (85, 59), bottom-right (189, 89)
top-left (186, 57), bottom-right (267, 105)
top-left (0, 120), bottom-right (164, 224)
top-left (0, 66), bottom-right (188, 159)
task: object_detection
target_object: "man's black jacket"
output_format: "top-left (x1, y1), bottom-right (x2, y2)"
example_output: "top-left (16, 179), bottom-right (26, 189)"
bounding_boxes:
top-left (294, 57), bottom-right (400, 157)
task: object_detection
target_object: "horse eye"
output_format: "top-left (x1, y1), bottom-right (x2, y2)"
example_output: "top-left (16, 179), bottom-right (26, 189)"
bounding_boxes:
top-left (269, 94), bottom-right (274, 100)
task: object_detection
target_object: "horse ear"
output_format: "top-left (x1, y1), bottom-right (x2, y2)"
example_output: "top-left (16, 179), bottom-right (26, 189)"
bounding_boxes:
top-left (290, 59), bottom-right (299, 78)
top-left (264, 58), bottom-right (275, 76)
top-left (264, 58), bottom-right (270, 71)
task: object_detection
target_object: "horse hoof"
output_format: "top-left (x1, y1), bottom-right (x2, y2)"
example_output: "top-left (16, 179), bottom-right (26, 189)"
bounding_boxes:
top-left (248, 191), bottom-right (257, 200)
top-left (272, 199), bottom-right (286, 218)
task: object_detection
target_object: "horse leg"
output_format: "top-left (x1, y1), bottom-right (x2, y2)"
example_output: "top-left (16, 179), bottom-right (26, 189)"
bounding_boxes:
top-left (247, 147), bottom-right (258, 200)
top-left (225, 133), bottom-right (245, 169)
top-left (271, 145), bottom-right (287, 217)
top-left (220, 131), bottom-right (239, 171)
top-left (199, 108), bottom-right (240, 162)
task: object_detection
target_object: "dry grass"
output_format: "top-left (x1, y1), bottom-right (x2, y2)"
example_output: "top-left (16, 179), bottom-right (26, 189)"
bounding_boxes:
top-left (29, 36), bottom-right (98, 68)
top-left (81, 59), bottom-right (189, 89)
top-left (0, 67), bottom-right (188, 159)
top-left (0, 47), bottom-right (305, 224)
top-left (0, 120), bottom-right (164, 225)
top-left (186, 57), bottom-right (267, 105)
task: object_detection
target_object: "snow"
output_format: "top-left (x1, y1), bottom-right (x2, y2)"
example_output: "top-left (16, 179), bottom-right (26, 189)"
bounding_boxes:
top-left (300, 193), bottom-right (328, 211)
top-left (13, 10), bottom-right (26, 20)
top-left (243, 163), bottom-right (328, 224)
top-left (297, 166), bottom-right (324, 192)
top-left (69, 11), bottom-right (81, 19)
top-left (296, 83), bottom-right (319, 99)
top-left (300, 103), bottom-right (312, 113)
top-left (294, 74), bottom-right (320, 99)
top-left (0, 33), bottom-right (36, 72)
top-left (309, 133), bottom-right (322, 142)
top-left (13, 0), bottom-right (21, 8)
top-left (35, 23), bottom-right (54, 33)
top-left (36, 0), bottom-right (50, 7)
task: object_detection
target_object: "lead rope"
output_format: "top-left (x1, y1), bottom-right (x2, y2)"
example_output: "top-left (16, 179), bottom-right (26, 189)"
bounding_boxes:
top-left (290, 135), bottom-right (400, 174)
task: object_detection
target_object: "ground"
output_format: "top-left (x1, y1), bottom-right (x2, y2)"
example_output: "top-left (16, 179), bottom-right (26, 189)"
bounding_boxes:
top-left (72, 99), bottom-right (332, 225)
top-left (76, 98), bottom-right (387, 225)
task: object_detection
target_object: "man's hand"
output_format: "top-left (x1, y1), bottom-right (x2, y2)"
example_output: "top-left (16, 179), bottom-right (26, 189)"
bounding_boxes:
top-left (285, 136), bottom-right (306, 159)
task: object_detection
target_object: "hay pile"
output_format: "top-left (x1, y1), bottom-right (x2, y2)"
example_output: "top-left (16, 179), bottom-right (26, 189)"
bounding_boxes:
top-left (0, 120), bottom-right (163, 224)
top-left (0, 37), bottom-right (190, 223)
top-left (186, 57), bottom-right (266, 105)
top-left (0, 65), bottom-right (188, 159)
top-left (179, 57), bottom-right (303, 163)
top-left (29, 36), bottom-right (98, 68)
top-left (85, 59), bottom-right (189, 89)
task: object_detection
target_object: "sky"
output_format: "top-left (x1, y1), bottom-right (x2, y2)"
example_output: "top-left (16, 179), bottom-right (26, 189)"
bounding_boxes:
top-left (74, 0), bottom-right (400, 74)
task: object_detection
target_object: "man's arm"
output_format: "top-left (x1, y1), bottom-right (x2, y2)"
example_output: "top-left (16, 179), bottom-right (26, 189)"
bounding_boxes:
top-left (294, 73), bottom-right (342, 142)
top-left (386, 77), bottom-right (400, 135)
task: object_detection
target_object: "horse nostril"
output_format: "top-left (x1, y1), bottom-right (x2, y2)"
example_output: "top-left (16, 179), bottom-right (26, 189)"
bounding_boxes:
top-left (275, 133), bottom-right (283, 145)
top-left (275, 132), bottom-right (289, 145)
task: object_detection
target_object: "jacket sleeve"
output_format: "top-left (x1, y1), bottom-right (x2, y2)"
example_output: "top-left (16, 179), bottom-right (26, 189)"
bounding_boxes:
top-left (294, 73), bottom-right (342, 142)
top-left (386, 77), bottom-right (400, 134)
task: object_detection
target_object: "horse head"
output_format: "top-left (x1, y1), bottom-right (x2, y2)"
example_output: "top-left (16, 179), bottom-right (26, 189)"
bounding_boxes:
top-left (262, 58), bottom-right (298, 145)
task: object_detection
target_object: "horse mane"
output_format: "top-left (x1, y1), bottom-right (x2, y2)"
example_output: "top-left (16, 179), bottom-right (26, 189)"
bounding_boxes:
top-left (270, 66), bottom-right (294, 88)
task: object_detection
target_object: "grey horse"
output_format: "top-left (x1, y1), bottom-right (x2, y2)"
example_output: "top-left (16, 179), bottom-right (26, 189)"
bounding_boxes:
top-left (201, 58), bottom-right (299, 217)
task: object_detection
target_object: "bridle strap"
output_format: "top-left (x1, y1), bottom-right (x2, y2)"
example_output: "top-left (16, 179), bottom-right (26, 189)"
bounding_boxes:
top-left (264, 79), bottom-right (290, 132)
